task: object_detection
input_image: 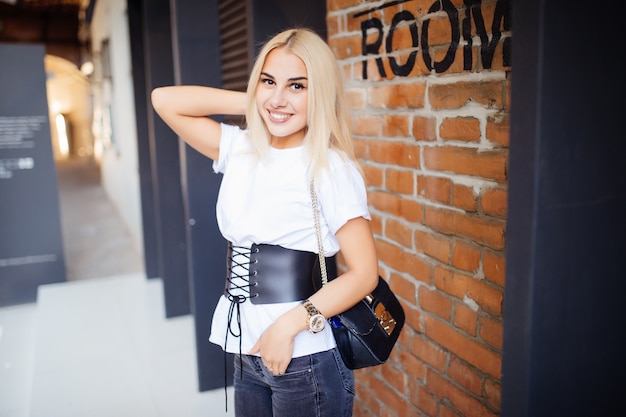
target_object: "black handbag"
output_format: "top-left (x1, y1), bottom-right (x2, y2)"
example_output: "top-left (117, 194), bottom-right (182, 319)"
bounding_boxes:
top-left (310, 181), bottom-right (405, 369)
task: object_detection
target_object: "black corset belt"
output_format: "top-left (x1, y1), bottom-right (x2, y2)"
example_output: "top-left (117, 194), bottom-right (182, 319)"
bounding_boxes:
top-left (224, 242), bottom-right (337, 304)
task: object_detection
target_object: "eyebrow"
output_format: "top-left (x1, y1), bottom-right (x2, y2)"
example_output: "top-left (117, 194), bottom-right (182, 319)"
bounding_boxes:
top-left (260, 72), bottom-right (308, 82)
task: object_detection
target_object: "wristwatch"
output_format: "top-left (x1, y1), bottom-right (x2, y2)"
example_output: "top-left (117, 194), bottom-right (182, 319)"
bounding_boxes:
top-left (301, 299), bottom-right (325, 333)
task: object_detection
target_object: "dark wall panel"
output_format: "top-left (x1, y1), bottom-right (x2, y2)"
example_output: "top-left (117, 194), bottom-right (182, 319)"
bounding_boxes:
top-left (170, 0), bottom-right (232, 392)
top-left (503, 1), bottom-right (626, 416)
top-left (142, 0), bottom-right (190, 317)
top-left (127, 0), bottom-right (160, 279)
top-left (0, 44), bottom-right (66, 306)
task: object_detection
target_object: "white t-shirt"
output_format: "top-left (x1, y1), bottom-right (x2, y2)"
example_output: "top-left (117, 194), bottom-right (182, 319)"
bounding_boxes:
top-left (208, 123), bottom-right (371, 357)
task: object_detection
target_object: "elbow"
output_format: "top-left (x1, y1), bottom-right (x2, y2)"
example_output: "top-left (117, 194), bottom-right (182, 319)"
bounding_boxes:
top-left (150, 87), bottom-right (165, 111)
top-left (366, 271), bottom-right (379, 294)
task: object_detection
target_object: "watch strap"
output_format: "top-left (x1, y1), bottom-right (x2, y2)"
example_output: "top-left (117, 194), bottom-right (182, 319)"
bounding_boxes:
top-left (301, 299), bottom-right (321, 316)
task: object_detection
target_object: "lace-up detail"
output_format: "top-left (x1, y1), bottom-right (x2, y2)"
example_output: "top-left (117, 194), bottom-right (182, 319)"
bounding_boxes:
top-left (225, 244), bottom-right (257, 303)
top-left (223, 243), bottom-right (258, 398)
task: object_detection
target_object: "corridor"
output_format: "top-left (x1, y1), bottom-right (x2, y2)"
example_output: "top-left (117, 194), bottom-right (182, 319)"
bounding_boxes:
top-left (56, 156), bottom-right (144, 281)
top-left (0, 157), bottom-right (232, 417)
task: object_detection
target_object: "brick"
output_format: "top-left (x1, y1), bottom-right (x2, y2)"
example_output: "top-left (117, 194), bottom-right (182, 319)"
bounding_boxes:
top-left (453, 301), bottom-right (478, 336)
top-left (410, 334), bottom-right (447, 373)
top-left (402, 301), bottom-right (424, 335)
top-left (353, 137), bottom-right (369, 160)
top-left (414, 383), bottom-right (439, 416)
top-left (414, 228), bottom-right (450, 263)
top-left (332, 34), bottom-right (366, 59)
top-left (433, 269), bottom-right (503, 316)
top-left (418, 175), bottom-right (452, 205)
top-left (413, 115), bottom-right (437, 141)
top-left (424, 206), bottom-right (506, 250)
top-left (485, 378), bottom-right (502, 410)
top-left (428, 370), bottom-right (498, 417)
top-left (369, 83), bottom-right (426, 109)
top-left (326, 15), bottom-right (340, 36)
top-left (488, 39), bottom-right (512, 71)
top-left (452, 183), bottom-right (477, 211)
top-left (400, 198), bottom-right (424, 223)
top-left (448, 357), bottom-right (483, 396)
top-left (327, 0), bottom-right (360, 11)
top-left (456, 45), bottom-right (480, 73)
top-left (382, 114), bottom-right (410, 136)
top-left (369, 191), bottom-right (423, 223)
top-left (427, 14), bottom-right (456, 46)
top-left (347, 88), bottom-right (366, 110)
top-left (440, 116), bottom-right (481, 142)
top-left (423, 146), bottom-right (507, 182)
top-left (359, 57), bottom-right (395, 81)
top-left (362, 163), bottom-right (383, 187)
top-left (486, 113), bottom-right (509, 146)
top-left (370, 375), bottom-right (411, 417)
top-left (399, 348), bottom-right (427, 381)
top-left (352, 114), bottom-right (381, 136)
top-left (381, 363), bottom-right (407, 394)
top-left (386, 218), bottom-right (413, 247)
top-left (440, 405), bottom-right (463, 417)
top-left (346, 12), bottom-right (363, 32)
top-left (479, 315), bottom-right (503, 350)
top-left (385, 168), bottom-right (415, 195)
top-left (370, 212), bottom-right (383, 236)
top-left (435, 46), bottom-right (469, 76)
top-left (419, 285), bottom-right (452, 320)
top-left (429, 81), bottom-right (505, 110)
top-left (355, 382), bottom-right (381, 417)
top-left (370, 140), bottom-right (420, 168)
top-left (451, 240), bottom-right (481, 272)
top-left (481, 187), bottom-right (507, 218)
top-left (385, 12), bottom-right (418, 48)
top-left (482, 250), bottom-right (505, 286)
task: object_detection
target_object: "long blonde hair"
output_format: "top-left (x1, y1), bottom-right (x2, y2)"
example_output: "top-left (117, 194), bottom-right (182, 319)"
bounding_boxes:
top-left (245, 28), bottom-right (362, 179)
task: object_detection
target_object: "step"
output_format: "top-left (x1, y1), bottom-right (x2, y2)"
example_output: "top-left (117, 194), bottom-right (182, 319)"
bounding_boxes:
top-left (29, 274), bottom-right (232, 417)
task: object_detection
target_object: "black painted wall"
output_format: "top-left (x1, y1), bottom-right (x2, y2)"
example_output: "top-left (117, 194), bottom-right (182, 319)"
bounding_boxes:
top-left (141, 0), bottom-right (190, 318)
top-left (127, 0), bottom-right (160, 280)
top-left (169, 0), bottom-right (232, 392)
top-left (503, 1), bottom-right (626, 415)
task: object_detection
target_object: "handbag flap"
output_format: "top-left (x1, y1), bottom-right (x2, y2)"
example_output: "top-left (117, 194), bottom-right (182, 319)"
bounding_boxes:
top-left (336, 277), bottom-right (405, 337)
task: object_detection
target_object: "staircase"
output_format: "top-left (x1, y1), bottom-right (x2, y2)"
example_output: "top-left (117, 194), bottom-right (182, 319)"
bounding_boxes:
top-left (1, 274), bottom-right (232, 417)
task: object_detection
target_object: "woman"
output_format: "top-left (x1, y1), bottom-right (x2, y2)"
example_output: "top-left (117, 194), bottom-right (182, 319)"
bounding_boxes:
top-left (151, 28), bottom-right (379, 417)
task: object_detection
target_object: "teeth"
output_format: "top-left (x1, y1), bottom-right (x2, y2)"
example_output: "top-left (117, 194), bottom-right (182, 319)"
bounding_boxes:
top-left (270, 112), bottom-right (289, 121)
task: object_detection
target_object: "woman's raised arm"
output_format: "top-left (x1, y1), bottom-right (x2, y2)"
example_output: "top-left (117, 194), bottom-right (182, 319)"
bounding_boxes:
top-left (151, 86), bottom-right (247, 160)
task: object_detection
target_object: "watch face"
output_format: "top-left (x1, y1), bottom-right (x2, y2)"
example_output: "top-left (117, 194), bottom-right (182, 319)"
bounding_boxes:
top-left (310, 314), bottom-right (326, 333)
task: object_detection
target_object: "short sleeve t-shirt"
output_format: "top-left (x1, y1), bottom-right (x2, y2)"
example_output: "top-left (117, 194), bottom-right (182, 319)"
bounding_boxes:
top-left (209, 123), bottom-right (371, 357)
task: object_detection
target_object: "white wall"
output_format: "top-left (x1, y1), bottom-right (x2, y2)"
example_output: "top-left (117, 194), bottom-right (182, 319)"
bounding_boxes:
top-left (90, 0), bottom-right (144, 257)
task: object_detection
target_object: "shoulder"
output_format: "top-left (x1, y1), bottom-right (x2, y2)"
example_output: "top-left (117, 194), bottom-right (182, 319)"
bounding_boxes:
top-left (324, 148), bottom-right (363, 182)
top-left (214, 123), bottom-right (252, 173)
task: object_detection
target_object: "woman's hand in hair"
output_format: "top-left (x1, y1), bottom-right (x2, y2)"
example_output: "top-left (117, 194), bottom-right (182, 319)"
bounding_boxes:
top-left (151, 86), bottom-right (246, 160)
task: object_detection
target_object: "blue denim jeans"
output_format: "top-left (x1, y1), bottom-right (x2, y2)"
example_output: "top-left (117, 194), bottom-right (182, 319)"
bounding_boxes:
top-left (233, 348), bottom-right (355, 417)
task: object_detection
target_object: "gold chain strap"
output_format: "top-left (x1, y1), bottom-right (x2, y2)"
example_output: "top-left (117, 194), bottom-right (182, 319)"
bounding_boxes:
top-left (310, 179), bottom-right (328, 286)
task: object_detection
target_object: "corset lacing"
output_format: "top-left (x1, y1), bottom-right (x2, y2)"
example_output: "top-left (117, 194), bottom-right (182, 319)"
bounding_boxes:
top-left (222, 244), bottom-right (258, 411)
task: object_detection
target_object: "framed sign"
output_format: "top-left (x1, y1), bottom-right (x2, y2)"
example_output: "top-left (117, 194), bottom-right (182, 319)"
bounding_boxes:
top-left (0, 44), bottom-right (66, 306)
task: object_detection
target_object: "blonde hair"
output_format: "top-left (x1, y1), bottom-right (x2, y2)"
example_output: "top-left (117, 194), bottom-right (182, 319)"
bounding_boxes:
top-left (245, 28), bottom-right (362, 179)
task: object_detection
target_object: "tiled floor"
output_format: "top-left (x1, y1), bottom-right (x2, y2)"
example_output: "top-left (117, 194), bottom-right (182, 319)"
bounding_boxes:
top-left (0, 157), bottom-right (232, 417)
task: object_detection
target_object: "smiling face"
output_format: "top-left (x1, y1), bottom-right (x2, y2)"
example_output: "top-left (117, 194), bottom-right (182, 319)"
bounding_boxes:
top-left (255, 47), bottom-right (309, 149)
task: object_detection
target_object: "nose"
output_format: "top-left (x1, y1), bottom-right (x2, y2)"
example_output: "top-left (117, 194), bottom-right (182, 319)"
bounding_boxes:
top-left (270, 88), bottom-right (286, 108)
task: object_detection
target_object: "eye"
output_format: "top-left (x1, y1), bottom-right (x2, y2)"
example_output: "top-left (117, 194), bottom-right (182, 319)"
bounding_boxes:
top-left (260, 77), bottom-right (275, 86)
top-left (290, 82), bottom-right (306, 91)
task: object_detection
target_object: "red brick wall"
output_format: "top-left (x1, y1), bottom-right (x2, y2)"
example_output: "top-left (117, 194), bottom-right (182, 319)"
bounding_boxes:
top-left (327, 1), bottom-right (510, 416)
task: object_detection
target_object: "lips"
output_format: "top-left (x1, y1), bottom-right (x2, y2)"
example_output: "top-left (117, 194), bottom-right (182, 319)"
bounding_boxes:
top-left (267, 110), bottom-right (291, 123)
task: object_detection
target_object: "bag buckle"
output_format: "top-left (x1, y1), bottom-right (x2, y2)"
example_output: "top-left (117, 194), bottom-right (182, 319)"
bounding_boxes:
top-left (365, 295), bottom-right (397, 336)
